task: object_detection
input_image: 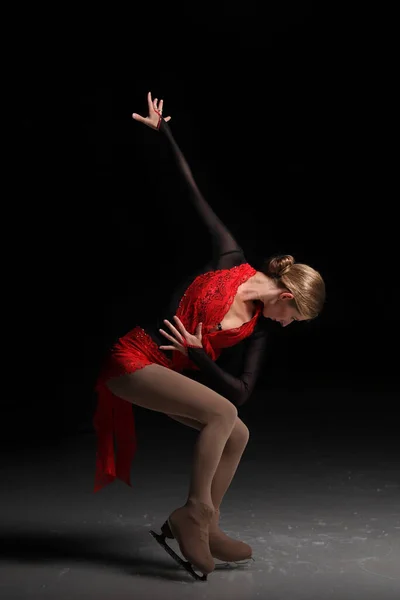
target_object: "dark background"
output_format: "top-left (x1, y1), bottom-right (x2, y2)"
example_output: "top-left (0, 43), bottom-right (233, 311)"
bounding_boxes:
top-left (15, 2), bottom-right (396, 442)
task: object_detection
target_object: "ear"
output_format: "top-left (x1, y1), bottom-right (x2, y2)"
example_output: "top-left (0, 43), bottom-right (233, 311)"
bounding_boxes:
top-left (279, 292), bottom-right (294, 301)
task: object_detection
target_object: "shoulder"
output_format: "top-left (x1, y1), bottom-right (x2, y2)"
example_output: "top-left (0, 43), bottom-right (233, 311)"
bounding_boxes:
top-left (215, 249), bottom-right (247, 271)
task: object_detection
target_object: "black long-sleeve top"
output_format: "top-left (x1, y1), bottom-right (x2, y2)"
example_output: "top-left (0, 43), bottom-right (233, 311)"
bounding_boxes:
top-left (142, 120), bottom-right (270, 406)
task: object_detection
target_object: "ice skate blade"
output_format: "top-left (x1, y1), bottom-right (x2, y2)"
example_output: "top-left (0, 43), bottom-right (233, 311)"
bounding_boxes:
top-left (149, 530), bottom-right (207, 581)
top-left (215, 557), bottom-right (255, 570)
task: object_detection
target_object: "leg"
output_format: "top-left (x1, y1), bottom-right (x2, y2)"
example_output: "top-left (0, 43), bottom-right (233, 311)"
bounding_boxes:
top-left (106, 364), bottom-right (238, 575)
top-left (211, 419), bottom-right (250, 510)
top-left (107, 364), bottom-right (238, 508)
top-left (169, 414), bottom-right (252, 563)
top-left (168, 414), bottom-right (250, 509)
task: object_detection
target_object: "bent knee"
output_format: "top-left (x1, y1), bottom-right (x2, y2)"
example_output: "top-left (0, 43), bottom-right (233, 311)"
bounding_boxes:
top-left (215, 400), bottom-right (238, 425)
top-left (230, 418), bottom-right (250, 447)
top-left (202, 397), bottom-right (238, 427)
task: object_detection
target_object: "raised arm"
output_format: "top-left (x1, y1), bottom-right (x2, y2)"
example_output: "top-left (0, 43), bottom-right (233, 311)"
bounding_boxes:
top-left (132, 92), bottom-right (243, 261)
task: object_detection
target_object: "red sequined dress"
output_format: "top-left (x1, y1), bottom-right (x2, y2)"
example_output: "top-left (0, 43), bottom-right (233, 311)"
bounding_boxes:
top-left (93, 120), bottom-right (270, 492)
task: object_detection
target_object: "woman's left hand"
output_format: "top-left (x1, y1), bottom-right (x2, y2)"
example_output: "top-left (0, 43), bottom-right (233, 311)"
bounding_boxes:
top-left (132, 91), bottom-right (172, 130)
top-left (159, 316), bottom-right (203, 355)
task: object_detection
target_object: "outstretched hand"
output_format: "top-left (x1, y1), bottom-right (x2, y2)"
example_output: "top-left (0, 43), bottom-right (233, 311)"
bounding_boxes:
top-left (132, 91), bottom-right (172, 130)
top-left (159, 316), bottom-right (203, 356)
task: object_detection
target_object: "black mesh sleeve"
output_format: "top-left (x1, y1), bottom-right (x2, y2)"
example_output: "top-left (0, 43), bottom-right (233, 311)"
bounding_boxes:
top-left (159, 119), bottom-right (245, 268)
top-left (186, 328), bottom-right (267, 406)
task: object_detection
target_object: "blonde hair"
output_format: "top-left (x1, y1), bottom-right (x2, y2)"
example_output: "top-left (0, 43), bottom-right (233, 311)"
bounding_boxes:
top-left (263, 254), bottom-right (325, 319)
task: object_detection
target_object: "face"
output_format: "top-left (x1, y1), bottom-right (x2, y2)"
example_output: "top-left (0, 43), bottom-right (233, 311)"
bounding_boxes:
top-left (262, 292), bottom-right (305, 327)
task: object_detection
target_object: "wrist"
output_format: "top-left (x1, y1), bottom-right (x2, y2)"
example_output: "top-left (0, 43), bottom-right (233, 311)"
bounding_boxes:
top-left (156, 114), bottom-right (164, 131)
top-left (186, 343), bottom-right (204, 350)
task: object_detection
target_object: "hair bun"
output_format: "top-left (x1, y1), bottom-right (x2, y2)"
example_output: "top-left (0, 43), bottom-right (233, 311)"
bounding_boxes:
top-left (265, 254), bottom-right (295, 278)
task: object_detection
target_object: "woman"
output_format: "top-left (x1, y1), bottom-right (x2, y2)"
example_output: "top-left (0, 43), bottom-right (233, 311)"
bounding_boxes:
top-left (93, 92), bottom-right (325, 580)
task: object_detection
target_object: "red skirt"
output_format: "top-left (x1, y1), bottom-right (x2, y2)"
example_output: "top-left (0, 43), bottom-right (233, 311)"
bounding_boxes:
top-left (93, 326), bottom-right (171, 492)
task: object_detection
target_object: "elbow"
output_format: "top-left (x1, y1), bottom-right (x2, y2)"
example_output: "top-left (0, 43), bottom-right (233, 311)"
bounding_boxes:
top-left (231, 379), bottom-right (257, 407)
top-left (231, 386), bottom-right (249, 407)
top-left (235, 395), bottom-right (248, 408)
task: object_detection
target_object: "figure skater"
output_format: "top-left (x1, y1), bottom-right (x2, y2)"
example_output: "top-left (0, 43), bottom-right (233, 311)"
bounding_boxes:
top-left (93, 92), bottom-right (325, 580)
